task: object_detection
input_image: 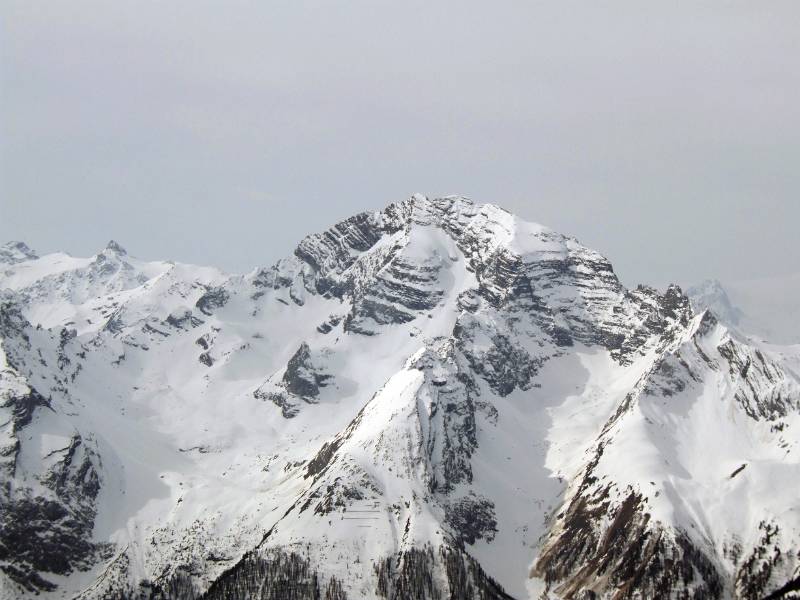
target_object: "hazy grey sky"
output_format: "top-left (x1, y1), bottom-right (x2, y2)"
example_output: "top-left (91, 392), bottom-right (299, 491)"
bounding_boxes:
top-left (2, 1), bottom-right (798, 287)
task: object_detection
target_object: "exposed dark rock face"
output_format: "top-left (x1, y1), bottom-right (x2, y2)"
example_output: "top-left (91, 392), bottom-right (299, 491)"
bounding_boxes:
top-left (345, 254), bottom-right (446, 334)
top-left (283, 343), bottom-right (332, 400)
top-left (200, 550), bottom-right (347, 600)
top-left (761, 573), bottom-right (800, 600)
top-left (99, 551), bottom-right (348, 600)
top-left (534, 489), bottom-right (723, 600)
top-left (166, 309), bottom-right (204, 330)
top-left (303, 407), bottom-right (366, 482)
top-left (294, 213), bottom-right (389, 296)
top-left (317, 314), bottom-right (343, 334)
top-left (305, 477), bottom-right (366, 516)
top-left (735, 521), bottom-right (795, 600)
top-left (256, 388), bottom-right (301, 418)
top-left (195, 287), bottom-right (229, 316)
top-left (0, 292), bottom-right (30, 343)
top-left (444, 496), bottom-right (498, 546)
top-left (0, 386), bottom-right (51, 476)
top-left (374, 545), bottom-right (513, 600)
top-left (0, 296), bottom-right (110, 594)
top-left (610, 284), bottom-right (694, 364)
top-left (624, 307), bottom-right (799, 425)
top-left (105, 240), bottom-right (128, 255)
top-left (716, 338), bottom-right (798, 420)
top-left (411, 345), bottom-right (481, 494)
top-left (254, 342), bottom-right (333, 417)
top-left (454, 315), bottom-right (542, 396)
top-left (0, 433), bottom-right (111, 593)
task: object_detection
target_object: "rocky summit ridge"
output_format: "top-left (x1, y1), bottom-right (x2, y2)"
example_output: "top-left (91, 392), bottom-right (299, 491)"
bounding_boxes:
top-left (1, 195), bottom-right (799, 599)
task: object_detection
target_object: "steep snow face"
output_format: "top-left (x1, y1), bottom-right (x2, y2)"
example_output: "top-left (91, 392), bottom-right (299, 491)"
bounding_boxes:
top-left (1, 195), bottom-right (799, 600)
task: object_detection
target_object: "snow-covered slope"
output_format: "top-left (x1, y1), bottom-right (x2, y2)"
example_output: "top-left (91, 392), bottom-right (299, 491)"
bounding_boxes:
top-left (1, 197), bottom-right (799, 600)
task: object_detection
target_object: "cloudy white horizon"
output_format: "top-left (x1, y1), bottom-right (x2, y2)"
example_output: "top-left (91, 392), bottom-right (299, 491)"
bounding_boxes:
top-left (2, 1), bottom-right (798, 290)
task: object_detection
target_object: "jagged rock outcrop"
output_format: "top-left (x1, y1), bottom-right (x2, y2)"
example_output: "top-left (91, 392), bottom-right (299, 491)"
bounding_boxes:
top-left (253, 342), bottom-right (334, 417)
top-left (195, 287), bottom-right (229, 316)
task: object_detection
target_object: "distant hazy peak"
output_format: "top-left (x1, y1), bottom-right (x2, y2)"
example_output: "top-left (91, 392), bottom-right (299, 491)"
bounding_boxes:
top-left (686, 279), bottom-right (744, 327)
top-left (0, 240), bottom-right (38, 264)
top-left (104, 240), bottom-right (127, 255)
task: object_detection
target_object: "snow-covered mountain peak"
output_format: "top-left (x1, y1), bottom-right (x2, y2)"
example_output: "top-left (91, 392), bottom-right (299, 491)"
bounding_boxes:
top-left (1, 196), bottom-right (799, 600)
